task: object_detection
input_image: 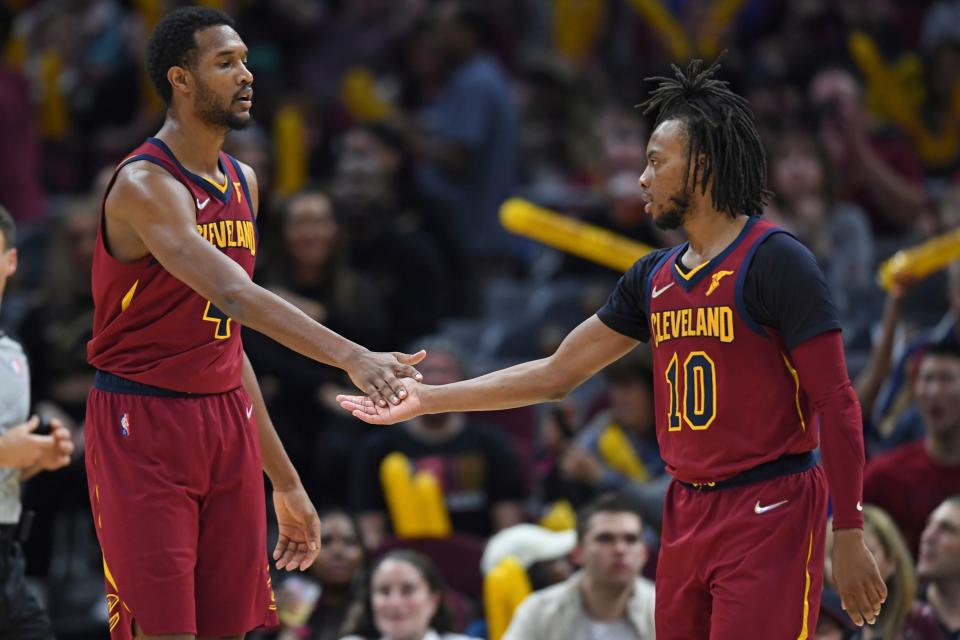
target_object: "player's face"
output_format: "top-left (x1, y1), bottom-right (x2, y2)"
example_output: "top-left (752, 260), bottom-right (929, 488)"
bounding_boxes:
top-left (371, 559), bottom-right (440, 640)
top-left (579, 512), bottom-right (646, 588)
top-left (914, 354), bottom-right (960, 439)
top-left (639, 119), bottom-right (694, 230)
top-left (190, 25), bottom-right (253, 130)
top-left (917, 502), bottom-right (960, 581)
top-left (311, 513), bottom-right (364, 587)
top-left (0, 236), bottom-right (17, 308)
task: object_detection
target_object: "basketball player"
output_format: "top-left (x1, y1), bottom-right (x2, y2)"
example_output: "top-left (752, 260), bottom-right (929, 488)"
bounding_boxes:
top-left (85, 7), bottom-right (423, 639)
top-left (338, 59), bottom-right (887, 638)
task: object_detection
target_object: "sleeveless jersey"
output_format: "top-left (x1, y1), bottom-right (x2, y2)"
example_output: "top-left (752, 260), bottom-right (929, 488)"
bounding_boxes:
top-left (646, 217), bottom-right (817, 483)
top-left (87, 137), bottom-right (257, 394)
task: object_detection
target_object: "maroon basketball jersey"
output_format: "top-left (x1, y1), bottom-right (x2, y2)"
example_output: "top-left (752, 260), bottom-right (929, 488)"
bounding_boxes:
top-left (87, 138), bottom-right (257, 394)
top-left (647, 217), bottom-right (817, 483)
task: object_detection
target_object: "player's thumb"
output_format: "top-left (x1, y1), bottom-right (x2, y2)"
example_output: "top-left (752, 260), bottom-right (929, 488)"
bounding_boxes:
top-left (22, 416), bottom-right (40, 433)
top-left (395, 349), bottom-right (427, 365)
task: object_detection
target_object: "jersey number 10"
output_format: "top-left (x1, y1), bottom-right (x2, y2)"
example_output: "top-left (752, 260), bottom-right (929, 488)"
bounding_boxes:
top-left (665, 351), bottom-right (717, 431)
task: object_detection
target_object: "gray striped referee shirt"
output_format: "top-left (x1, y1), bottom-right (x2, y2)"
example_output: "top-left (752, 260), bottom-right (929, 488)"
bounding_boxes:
top-left (0, 331), bottom-right (29, 524)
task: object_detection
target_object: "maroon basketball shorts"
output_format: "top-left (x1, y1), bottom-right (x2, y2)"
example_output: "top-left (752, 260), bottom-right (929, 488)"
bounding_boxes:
top-left (84, 377), bottom-right (279, 638)
top-left (656, 463), bottom-right (828, 639)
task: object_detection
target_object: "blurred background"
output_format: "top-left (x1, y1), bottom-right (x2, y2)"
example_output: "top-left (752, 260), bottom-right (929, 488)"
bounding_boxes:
top-left (1, 0), bottom-right (959, 638)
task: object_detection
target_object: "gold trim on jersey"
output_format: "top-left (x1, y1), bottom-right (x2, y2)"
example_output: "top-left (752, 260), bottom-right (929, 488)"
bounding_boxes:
top-left (203, 172), bottom-right (229, 194)
top-left (781, 352), bottom-right (806, 432)
top-left (120, 279), bottom-right (139, 313)
top-left (797, 531), bottom-right (813, 639)
top-left (674, 259), bottom-right (711, 280)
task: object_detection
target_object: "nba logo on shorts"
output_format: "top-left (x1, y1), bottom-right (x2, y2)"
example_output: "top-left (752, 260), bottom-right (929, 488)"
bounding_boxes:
top-left (119, 413), bottom-right (131, 437)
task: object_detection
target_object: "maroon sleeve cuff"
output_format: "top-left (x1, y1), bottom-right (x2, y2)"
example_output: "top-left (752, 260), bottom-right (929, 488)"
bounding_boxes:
top-left (790, 330), bottom-right (865, 530)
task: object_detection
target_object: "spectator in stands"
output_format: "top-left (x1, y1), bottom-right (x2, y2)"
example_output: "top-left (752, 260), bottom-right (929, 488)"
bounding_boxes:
top-left (340, 549), bottom-right (478, 640)
top-left (264, 509), bottom-right (368, 640)
top-left (480, 524), bottom-right (576, 591)
top-left (404, 0), bottom-right (518, 262)
top-left (766, 130), bottom-right (876, 334)
top-left (856, 261), bottom-right (960, 453)
top-left (244, 188), bottom-right (388, 506)
top-left (561, 347), bottom-right (667, 526)
top-left (352, 338), bottom-right (525, 547)
top-left (503, 493), bottom-right (655, 640)
top-left (916, 495), bottom-right (960, 639)
top-left (810, 67), bottom-right (927, 236)
top-left (816, 587), bottom-right (858, 640)
top-left (864, 339), bottom-right (960, 555)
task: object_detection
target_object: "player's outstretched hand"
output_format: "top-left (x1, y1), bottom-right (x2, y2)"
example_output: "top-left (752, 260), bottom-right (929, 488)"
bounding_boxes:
top-left (272, 486), bottom-right (322, 572)
top-left (831, 529), bottom-right (888, 627)
top-left (337, 383), bottom-right (426, 426)
top-left (343, 348), bottom-right (426, 408)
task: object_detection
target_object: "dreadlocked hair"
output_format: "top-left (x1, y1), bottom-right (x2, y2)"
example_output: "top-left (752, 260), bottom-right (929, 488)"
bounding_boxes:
top-left (640, 57), bottom-right (772, 218)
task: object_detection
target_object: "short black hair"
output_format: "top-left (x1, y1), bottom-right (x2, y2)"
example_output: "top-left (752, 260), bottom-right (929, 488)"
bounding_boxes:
top-left (146, 7), bottom-right (235, 104)
top-left (0, 204), bottom-right (15, 250)
top-left (576, 493), bottom-right (643, 542)
top-left (923, 336), bottom-right (960, 361)
top-left (640, 57), bottom-right (773, 218)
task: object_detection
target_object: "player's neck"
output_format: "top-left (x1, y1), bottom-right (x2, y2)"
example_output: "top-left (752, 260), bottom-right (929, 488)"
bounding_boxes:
top-left (928, 580), bottom-right (960, 628)
top-left (579, 573), bottom-right (633, 621)
top-left (681, 210), bottom-right (750, 265)
top-left (154, 117), bottom-right (227, 176)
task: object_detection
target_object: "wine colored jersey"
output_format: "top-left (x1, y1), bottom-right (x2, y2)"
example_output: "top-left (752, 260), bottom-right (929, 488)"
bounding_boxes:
top-left (598, 217), bottom-right (841, 483)
top-left (87, 137), bottom-right (257, 394)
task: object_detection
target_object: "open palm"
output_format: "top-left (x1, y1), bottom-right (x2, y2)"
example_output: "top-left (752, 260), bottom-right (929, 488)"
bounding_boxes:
top-left (337, 384), bottom-right (426, 425)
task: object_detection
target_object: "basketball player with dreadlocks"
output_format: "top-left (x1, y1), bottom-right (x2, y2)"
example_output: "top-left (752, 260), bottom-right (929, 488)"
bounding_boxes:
top-left (337, 59), bottom-right (887, 637)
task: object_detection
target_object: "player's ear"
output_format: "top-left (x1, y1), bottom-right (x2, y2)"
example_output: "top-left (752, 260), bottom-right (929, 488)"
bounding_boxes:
top-left (167, 65), bottom-right (191, 97)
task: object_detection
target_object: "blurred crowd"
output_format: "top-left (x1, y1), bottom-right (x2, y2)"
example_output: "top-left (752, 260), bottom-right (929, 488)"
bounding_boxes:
top-left (1, 0), bottom-right (960, 638)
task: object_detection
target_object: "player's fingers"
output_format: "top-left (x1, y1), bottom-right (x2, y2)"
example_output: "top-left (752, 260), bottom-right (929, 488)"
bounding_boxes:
top-left (383, 375), bottom-right (407, 403)
top-left (273, 535), bottom-right (288, 561)
top-left (865, 580), bottom-right (885, 617)
top-left (366, 383), bottom-right (389, 408)
top-left (394, 364), bottom-right (423, 383)
top-left (394, 350), bottom-right (427, 366)
top-left (338, 399), bottom-right (370, 414)
top-left (842, 591), bottom-right (868, 626)
top-left (276, 541), bottom-right (300, 570)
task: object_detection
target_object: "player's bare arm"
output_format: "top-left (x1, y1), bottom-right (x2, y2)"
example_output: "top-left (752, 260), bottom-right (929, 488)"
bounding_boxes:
top-left (338, 315), bottom-right (639, 424)
top-left (105, 161), bottom-right (424, 407)
top-left (241, 352), bottom-right (321, 572)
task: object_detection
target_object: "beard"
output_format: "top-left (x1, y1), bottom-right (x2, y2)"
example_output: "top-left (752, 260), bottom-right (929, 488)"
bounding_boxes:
top-left (195, 78), bottom-right (251, 131)
top-left (653, 185), bottom-right (693, 230)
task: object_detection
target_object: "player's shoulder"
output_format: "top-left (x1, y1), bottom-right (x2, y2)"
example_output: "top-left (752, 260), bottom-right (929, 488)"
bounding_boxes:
top-left (111, 159), bottom-right (190, 207)
top-left (628, 246), bottom-right (674, 279)
top-left (752, 225), bottom-right (816, 265)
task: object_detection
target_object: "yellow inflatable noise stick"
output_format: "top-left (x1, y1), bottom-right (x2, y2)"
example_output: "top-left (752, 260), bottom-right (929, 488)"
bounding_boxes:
top-left (599, 424), bottom-right (650, 482)
top-left (380, 452), bottom-right (452, 538)
top-left (500, 198), bottom-right (654, 272)
top-left (485, 556), bottom-right (532, 640)
top-left (878, 227), bottom-right (960, 291)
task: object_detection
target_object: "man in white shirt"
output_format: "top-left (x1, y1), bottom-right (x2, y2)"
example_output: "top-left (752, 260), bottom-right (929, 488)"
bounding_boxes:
top-left (504, 494), bottom-right (655, 640)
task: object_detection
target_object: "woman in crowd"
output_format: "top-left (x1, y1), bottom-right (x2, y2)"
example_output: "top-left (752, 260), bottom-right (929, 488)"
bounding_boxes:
top-left (340, 550), bottom-right (478, 640)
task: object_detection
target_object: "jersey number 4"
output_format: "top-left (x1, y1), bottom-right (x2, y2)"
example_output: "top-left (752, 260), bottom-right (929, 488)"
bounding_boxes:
top-left (665, 351), bottom-right (717, 430)
top-left (203, 300), bottom-right (232, 340)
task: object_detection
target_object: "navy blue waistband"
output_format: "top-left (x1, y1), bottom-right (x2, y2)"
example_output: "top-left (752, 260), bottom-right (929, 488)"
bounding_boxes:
top-left (678, 452), bottom-right (816, 491)
top-left (94, 370), bottom-right (212, 398)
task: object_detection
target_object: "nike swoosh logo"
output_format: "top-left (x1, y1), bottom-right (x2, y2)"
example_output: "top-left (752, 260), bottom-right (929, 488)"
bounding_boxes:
top-left (651, 282), bottom-right (675, 298)
top-left (197, 197), bottom-right (211, 210)
top-left (754, 499), bottom-right (789, 514)
top-left (246, 405), bottom-right (254, 419)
